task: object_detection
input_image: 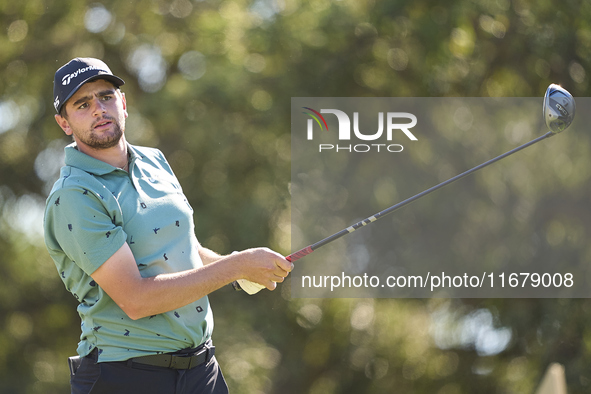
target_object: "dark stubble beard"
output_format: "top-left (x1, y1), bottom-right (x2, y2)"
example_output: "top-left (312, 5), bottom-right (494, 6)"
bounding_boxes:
top-left (77, 116), bottom-right (124, 150)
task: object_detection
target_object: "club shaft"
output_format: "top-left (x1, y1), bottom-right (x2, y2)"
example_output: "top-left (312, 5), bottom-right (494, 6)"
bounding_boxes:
top-left (286, 131), bottom-right (554, 263)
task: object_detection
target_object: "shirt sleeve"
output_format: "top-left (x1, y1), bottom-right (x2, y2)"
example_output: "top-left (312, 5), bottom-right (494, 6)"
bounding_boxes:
top-left (44, 185), bottom-right (127, 276)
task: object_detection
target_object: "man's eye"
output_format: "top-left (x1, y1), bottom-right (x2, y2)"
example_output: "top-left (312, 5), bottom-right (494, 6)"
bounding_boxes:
top-left (101, 96), bottom-right (112, 101)
top-left (78, 103), bottom-right (88, 109)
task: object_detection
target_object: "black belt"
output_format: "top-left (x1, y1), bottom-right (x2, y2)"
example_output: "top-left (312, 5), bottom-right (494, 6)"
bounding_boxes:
top-left (127, 340), bottom-right (215, 370)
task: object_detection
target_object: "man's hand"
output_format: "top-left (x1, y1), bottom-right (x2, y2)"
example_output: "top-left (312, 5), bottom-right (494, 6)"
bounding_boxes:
top-left (200, 247), bottom-right (292, 295)
top-left (226, 247), bottom-right (293, 292)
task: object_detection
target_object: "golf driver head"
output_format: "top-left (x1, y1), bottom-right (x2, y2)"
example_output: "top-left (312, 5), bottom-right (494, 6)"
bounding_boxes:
top-left (543, 84), bottom-right (576, 134)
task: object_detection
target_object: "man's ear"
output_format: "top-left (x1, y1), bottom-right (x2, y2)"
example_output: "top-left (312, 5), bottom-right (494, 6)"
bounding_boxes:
top-left (55, 114), bottom-right (72, 136)
top-left (121, 92), bottom-right (128, 119)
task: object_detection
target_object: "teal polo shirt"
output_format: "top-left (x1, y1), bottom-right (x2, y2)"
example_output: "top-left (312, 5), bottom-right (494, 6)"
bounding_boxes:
top-left (44, 143), bottom-right (213, 362)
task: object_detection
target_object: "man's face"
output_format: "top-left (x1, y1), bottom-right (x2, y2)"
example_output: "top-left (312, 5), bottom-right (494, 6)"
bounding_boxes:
top-left (55, 79), bottom-right (128, 150)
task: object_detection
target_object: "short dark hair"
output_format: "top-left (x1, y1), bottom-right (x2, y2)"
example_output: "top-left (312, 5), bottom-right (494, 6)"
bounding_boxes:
top-left (59, 105), bottom-right (68, 119)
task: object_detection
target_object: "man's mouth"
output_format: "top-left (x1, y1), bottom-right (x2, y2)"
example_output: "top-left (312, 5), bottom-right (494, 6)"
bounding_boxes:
top-left (94, 120), bottom-right (112, 130)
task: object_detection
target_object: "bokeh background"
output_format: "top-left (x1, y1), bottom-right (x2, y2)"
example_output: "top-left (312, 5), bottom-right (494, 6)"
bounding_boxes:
top-left (1, 0), bottom-right (590, 393)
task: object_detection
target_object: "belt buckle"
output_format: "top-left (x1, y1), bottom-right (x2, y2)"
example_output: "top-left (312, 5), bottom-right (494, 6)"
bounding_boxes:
top-left (170, 346), bottom-right (208, 369)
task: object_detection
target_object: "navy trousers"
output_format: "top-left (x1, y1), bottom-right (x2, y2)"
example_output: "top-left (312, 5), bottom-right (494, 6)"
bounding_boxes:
top-left (70, 348), bottom-right (229, 394)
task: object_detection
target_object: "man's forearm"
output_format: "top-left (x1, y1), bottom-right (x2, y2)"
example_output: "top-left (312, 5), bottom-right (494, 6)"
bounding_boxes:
top-left (129, 257), bottom-right (244, 319)
top-left (92, 243), bottom-right (292, 320)
top-left (198, 246), bottom-right (225, 265)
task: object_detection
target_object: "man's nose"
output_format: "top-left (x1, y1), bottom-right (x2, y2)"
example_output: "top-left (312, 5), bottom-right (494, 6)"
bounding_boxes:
top-left (91, 98), bottom-right (106, 116)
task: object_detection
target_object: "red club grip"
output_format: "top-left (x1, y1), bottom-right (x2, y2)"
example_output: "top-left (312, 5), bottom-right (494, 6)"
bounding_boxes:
top-left (286, 246), bottom-right (314, 262)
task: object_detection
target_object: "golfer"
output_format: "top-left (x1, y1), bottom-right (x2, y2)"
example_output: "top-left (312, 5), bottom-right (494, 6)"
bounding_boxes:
top-left (43, 57), bottom-right (293, 394)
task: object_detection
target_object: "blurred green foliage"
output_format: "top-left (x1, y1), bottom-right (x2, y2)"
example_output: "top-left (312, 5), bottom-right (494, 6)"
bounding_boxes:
top-left (1, 0), bottom-right (591, 393)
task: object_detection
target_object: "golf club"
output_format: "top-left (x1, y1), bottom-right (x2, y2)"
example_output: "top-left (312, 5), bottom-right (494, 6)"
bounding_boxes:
top-left (233, 84), bottom-right (576, 294)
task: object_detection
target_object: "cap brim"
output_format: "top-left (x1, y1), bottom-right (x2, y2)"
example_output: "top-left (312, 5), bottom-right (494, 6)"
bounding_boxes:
top-left (57, 74), bottom-right (125, 114)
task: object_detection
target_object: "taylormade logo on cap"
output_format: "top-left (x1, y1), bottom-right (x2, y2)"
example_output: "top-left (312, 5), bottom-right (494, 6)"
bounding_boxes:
top-left (61, 66), bottom-right (103, 86)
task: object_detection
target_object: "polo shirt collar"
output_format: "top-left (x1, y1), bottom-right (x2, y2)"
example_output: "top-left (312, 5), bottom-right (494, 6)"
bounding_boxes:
top-left (64, 142), bottom-right (140, 176)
